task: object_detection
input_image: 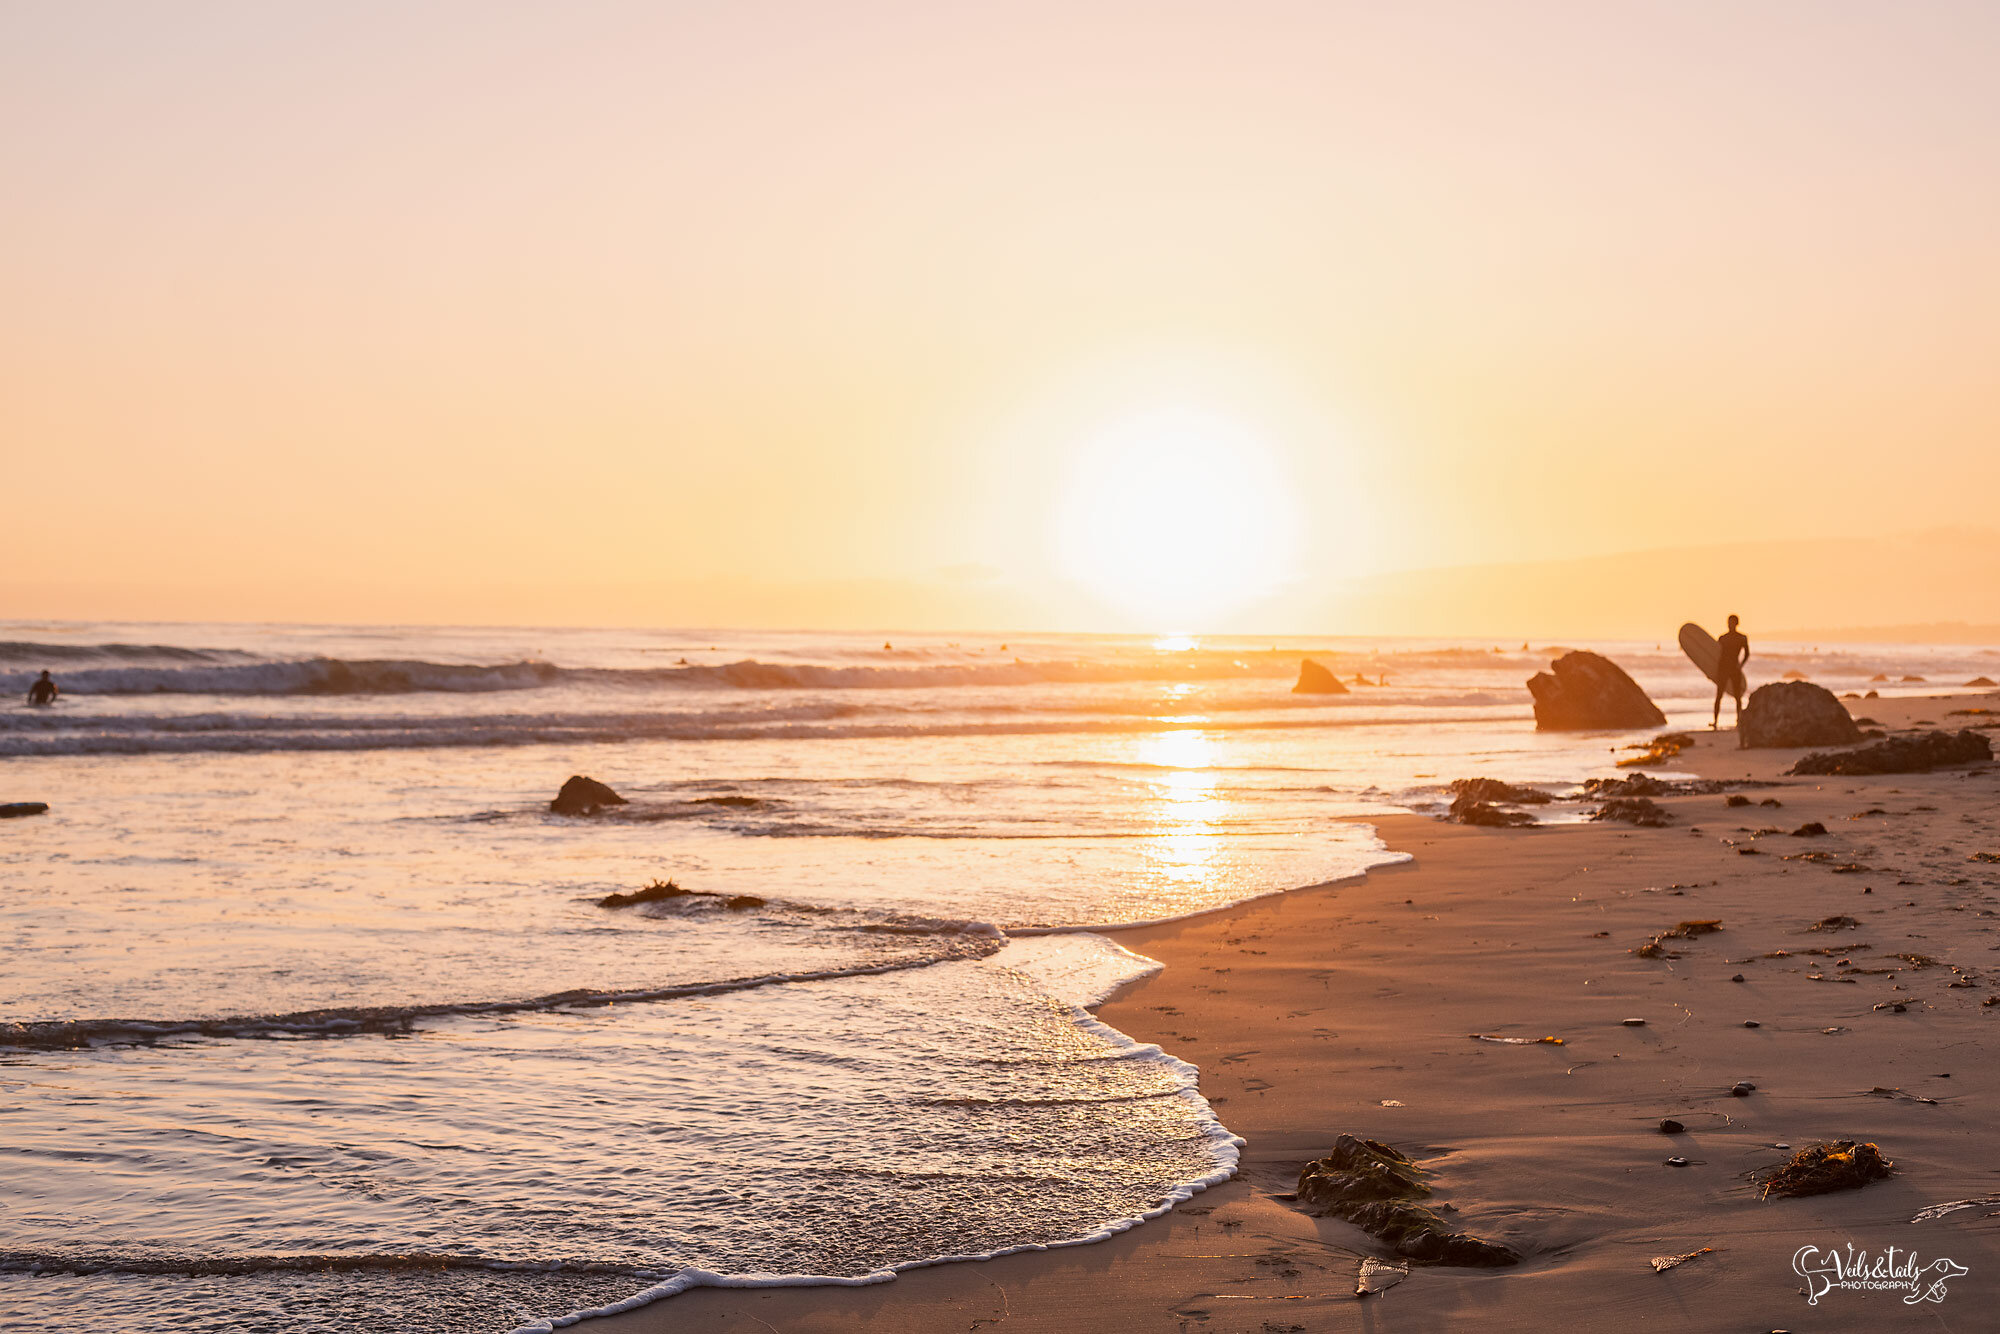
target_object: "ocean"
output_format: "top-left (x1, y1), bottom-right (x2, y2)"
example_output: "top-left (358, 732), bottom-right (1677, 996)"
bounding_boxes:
top-left (2, 622), bottom-right (1991, 1331)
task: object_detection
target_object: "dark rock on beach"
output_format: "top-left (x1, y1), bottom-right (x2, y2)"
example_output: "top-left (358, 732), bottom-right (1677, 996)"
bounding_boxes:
top-left (551, 775), bottom-right (627, 816)
top-left (1790, 730), bottom-right (1992, 776)
top-left (1296, 1135), bottom-right (1519, 1267)
top-left (1448, 778), bottom-right (1553, 805)
top-left (0, 802), bottom-right (49, 819)
top-left (1442, 779), bottom-right (1548, 826)
top-left (1581, 774), bottom-right (1728, 799)
top-left (1591, 797), bottom-right (1671, 827)
top-left (1449, 798), bottom-right (1538, 827)
top-left (1293, 658), bottom-right (1350, 694)
top-left (1737, 682), bottom-right (1861, 749)
top-left (1527, 651), bottom-right (1665, 731)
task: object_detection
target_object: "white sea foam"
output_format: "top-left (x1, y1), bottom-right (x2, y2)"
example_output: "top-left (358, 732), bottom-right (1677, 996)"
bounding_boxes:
top-left (513, 937), bottom-right (1243, 1334)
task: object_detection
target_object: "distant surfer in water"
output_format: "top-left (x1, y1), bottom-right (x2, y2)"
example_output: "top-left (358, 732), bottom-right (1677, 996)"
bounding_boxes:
top-left (26, 671), bottom-right (59, 706)
top-left (1713, 616), bottom-right (1749, 729)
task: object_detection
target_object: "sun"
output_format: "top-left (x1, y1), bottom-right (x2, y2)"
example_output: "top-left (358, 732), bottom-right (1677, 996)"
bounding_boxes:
top-left (1052, 405), bottom-right (1302, 630)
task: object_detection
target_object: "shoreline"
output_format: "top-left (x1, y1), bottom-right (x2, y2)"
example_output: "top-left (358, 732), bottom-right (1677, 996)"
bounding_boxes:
top-left (577, 692), bottom-right (2000, 1330)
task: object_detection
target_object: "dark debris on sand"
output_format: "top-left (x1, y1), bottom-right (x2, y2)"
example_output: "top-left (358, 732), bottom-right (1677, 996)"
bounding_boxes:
top-left (1790, 730), bottom-right (1992, 776)
top-left (1592, 797), bottom-right (1672, 827)
top-left (1442, 778), bottom-right (1547, 827)
top-left (1296, 1135), bottom-right (1520, 1267)
top-left (1618, 732), bottom-right (1699, 768)
top-left (1448, 778), bottom-right (1554, 805)
top-left (1758, 1141), bottom-right (1894, 1199)
top-left (1632, 920), bottom-right (1723, 958)
top-left (1581, 774), bottom-right (1730, 798)
top-left (1450, 799), bottom-right (1538, 827)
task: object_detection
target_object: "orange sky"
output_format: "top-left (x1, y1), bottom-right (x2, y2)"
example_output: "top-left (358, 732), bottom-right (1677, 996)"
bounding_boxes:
top-left (5, 2), bottom-right (1998, 633)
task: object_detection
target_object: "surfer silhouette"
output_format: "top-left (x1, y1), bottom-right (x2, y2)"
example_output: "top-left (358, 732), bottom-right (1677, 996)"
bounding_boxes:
top-left (26, 671), bottom-right (58, 706)
top-left (1713, 616), bottom-right (1749, 729)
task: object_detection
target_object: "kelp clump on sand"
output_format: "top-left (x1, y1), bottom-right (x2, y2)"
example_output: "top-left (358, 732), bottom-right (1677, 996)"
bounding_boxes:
top-left (1758, 1141), bottom-right (1894, 1199)
top-left (1296, 1135), bottom-right (1520, 1267)
top-left (1632, 919), bottom-right (1723, 958)
top-left (1618, 732), bottom-right (1699, 768)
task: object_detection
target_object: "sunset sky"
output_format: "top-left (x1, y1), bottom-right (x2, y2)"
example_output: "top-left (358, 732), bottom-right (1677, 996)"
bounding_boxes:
top-left (5, 2), bottom-right (1998, 634)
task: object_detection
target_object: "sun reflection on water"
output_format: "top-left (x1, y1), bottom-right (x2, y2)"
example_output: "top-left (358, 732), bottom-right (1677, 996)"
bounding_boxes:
top-left (1139, 730), bottom-right (1228, 888)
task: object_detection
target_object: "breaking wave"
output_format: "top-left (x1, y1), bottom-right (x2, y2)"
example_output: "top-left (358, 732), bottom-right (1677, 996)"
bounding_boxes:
top-left (2, 649), bottom-right (1480, 698)
top-left (0, 706), bottom-right (1528, 756)
top-left (2, 931), bottom-right (1005, 1051)
top-left (0, 640), bottom-right (259, 667)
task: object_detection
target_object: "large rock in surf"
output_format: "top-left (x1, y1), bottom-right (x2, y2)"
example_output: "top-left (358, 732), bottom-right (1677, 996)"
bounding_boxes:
top-left (1526, 651), bottom-right (1665, 731)
top-left (1738, 682), bottom-right (1860, 749)
top-left (551, 775), bottom-right (627, 816)
top-left (1790, 729), bottom-right (1991, 776)
top-left (1293, 658), bottom-right (1349, 694)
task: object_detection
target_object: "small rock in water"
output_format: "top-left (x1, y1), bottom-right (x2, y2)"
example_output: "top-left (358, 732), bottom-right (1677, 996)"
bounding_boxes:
top-left (597, 879), bottom-right (691, 908)
top-left (1622, 1017), bottom-right (1647, 1027)
top-left (1730, 1081), bottom-right (1757, 1097)
top-left (550, 775), bottom-right (627, 816)
top-left (1743, 1020), bottom-right (1761, 1028)
top-left (1659, 1118), bottom-right (1686, 1134)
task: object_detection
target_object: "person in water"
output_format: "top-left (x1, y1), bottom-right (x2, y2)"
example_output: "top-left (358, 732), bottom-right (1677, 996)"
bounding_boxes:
top-left (26, 670), bottom-right (59, 706)
top-left (1713, 615), bottom-right (1749, 729)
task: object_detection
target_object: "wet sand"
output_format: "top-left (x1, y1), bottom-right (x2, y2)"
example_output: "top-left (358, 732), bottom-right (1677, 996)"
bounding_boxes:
top-left (580, 692), bottom-right (2000, 1331)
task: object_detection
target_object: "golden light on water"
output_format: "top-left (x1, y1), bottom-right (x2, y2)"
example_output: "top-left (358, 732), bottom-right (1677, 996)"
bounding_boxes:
top-left (1139, 729), bottom-right (1228, 886)
top-left (1053, 406), bottom-right (1303, 633)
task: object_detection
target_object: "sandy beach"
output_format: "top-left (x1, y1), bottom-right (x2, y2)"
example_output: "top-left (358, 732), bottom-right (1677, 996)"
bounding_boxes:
top-left (583, 691), bottom-right (2000, 1331)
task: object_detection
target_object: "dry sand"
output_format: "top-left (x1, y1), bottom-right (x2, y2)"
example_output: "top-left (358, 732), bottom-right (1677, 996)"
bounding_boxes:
top-left (580, 693), bottom-right (2000, 1332)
